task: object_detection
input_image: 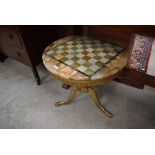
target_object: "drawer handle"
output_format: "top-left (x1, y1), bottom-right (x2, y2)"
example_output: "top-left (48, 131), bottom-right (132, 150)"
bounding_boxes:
top-left (17, 51), bottom-right (21, 57)
top-left (8, 33), bottom-right (14, 40)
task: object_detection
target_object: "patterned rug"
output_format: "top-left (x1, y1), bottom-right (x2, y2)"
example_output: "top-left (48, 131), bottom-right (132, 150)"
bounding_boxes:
top-left (46, 36), bottom-right (124, 77)
top-left (119, 33), bottom-right (155, 89)
top-left (127, 34), bottom-right (154, 74)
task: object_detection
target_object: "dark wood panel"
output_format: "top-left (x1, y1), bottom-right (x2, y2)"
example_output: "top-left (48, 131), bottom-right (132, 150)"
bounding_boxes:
top-left (0, 27), bottom-right (23, 49)
top-left (18, 26), bottom-right (58, 66)
top-left (120, 68), bottom-right (155, 88)
top-left (55, 25), bottom-right (83, 39)
top-left (0, 44), bottom-right (28, 65)
top-left (86, 25), bottom-right (155, 47)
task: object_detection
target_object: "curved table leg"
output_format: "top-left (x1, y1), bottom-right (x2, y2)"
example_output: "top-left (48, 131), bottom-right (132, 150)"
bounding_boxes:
top-left (88, 88), bottom-right (113, 118)
top-left (55, 87), bottom-right (78, 107)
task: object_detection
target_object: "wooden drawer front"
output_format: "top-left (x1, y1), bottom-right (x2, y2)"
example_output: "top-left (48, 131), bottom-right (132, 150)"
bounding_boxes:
top-left (0, 44), bottom-right (28, 65)
top-left (0, 27), bottom-right (23, 49)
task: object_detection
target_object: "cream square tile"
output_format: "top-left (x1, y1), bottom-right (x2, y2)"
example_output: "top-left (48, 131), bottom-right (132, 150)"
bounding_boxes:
top-left (57, 45), bottom-right (65, 49)
top-left (87, 53), bottom-right (96, 57)
top-left (108, 51), bottom-right (117, 56)
top-left (65, 60), bottom-right (74, 65)
top-left (89, 65), bottom-right (100, 71)
top-left (87, 47), bottom-right (94, 52)
top-left (66, 54), bottom-right (74, 59)
top-left (96, 47), bottom-right (104, 51)
top-left (85, 44), bottom-right (92, 47)
top-left (76, 44), bottom-right (83, 48)
top-left (103, 43), bottom-right (112, 47)
top-left (94, 43), bottom-right (103, 47)
top-left (77, 65), bottom-right (87, 72)
top-left (76, 49), bottom-right (83, 52)
top-left (88, 58), bottom-right (97, 64)
top-left (77, 53), bottom-right (84, 58)
top-left (46, 50), bottom-right (54, 55)
top-left (77, 59), bottom-right (86, 64)
top-left (105, 47), bottom-right (114, 51)
top-left (98, 52), bottom-right (106, 57)
top-left (67, 49), bottom-right (74, 53)
top-left (57, 50), bottom-right (64, 54)
top-left (67, 41), bottom-right (74, 44)
top-left (100, 57), bottom-right (109, 63)
top-left (66, 44), bottom-right (73, 48)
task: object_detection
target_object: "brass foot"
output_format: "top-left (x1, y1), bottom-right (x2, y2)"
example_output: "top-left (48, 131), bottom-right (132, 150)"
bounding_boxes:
top-left (88, 88), bottom-right (113, 118)
top-left (55, 87), bottom-right (78, 107)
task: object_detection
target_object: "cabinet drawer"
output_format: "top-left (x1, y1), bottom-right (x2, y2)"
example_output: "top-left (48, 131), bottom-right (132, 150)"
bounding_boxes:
top-left (0, 27), bottom-right (23, 49)
top-left (0, 44), bottom-right (28, 65)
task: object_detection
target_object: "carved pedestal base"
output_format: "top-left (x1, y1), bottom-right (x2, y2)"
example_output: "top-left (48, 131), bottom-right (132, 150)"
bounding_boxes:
top-left (55, 86), bottom-right (112, 118)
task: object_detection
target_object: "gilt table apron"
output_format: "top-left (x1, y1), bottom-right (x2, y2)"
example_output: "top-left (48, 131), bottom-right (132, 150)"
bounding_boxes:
top-left (42, 35), bottom-right (128, 117)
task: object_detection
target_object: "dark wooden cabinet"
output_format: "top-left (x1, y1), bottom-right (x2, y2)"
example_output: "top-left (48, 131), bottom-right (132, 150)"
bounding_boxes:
top-left (0, 26), bottom-right (56, 84)
top-left (0, 26), bottom-right (59, 85)
top-left (0, 25), bottom-right (83, 85)
top-left (0, 25), bottom-right (82, 85)
top-left (0, 26), bottom-right (26, 64)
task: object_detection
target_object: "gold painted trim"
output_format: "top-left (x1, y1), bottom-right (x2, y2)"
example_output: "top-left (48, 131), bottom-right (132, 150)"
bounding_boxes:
top-left (48, 69), bottom-right (122, 87)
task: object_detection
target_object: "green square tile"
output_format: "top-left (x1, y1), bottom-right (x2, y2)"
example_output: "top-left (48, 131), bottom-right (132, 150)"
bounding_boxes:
top-left (83, 62), bottom-right (92, 67)
top-left (91, 45), bottom-right (97, 49)
top-left (103, 50), bottom-right (110, 54)
top-left (92, 44), bottom-right (96, 47)
top-left (94, 55), bottom-right (102, 60)
top-left (72, 52), bottom-right (78, 55)
top-left (93, 50), bottom-right (100, 54)
top-left (81, 46), bottom-right (88, 50)
top-left (84, 69), bottom-right (94, 76)
top-left (62, 52), bottom-right (68, 56)
top-left (71, 62), bottom-right (80, 68)
top-left (71, 46), bottom-right (78, 50)
top-left (61, 57), bottom-right (68, 62)
top-left (104, 55), bottom-right (113, 59)
top-left (71, 56), bottom-right (79, 61)
top-left (61, 47), bottom-right (68, 51)
top-left (50, 47), bottom-right (57, 51)
top-left (51, 53), bottom-right (57, 57)
top-left (114, 46), bottom-right (123, 51)
top-left (95, 61), bottom-right (104, 67)
top-left (71, 42), bottom-right (78, 46)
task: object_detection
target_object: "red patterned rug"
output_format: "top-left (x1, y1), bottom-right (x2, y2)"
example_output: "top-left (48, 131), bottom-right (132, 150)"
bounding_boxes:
top-left (117, 33), bottom-right (155, 89)
top-left (127, 34), bottom-right (154, 74)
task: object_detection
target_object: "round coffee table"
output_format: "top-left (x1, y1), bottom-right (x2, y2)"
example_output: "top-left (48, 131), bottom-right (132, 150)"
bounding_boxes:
top-left (42, 36), bottom-right (128, 117)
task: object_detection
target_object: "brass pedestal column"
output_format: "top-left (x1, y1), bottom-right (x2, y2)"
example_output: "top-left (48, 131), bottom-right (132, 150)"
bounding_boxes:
top-left (55, 87), bottom-right (113, 118)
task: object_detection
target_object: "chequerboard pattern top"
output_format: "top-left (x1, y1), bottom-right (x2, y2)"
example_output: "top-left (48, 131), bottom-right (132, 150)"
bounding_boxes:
top-left (45, 36), bottom-right (124, 77)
